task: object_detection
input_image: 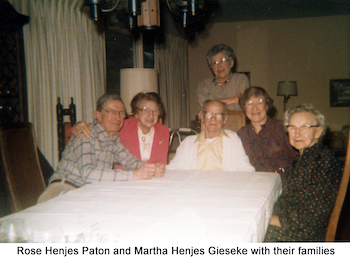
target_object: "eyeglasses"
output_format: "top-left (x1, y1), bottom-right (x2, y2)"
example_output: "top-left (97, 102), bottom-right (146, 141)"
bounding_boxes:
top-left (138, 107), bottom-right (161, 116)
top-left (286, 124), bottom-right (319, 134)
top-left (245, 99), bottom-right (266, 110)
top-left (211, 57), bottom-right (230, 67)
top-left (203, 111), bottom-right (225, 120)
top-left (101, 108), bottom-right (126, 118)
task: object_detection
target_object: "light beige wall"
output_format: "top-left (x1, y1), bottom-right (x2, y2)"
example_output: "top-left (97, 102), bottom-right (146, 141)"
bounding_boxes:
top-left (188, 15), bottom-right (350, 131)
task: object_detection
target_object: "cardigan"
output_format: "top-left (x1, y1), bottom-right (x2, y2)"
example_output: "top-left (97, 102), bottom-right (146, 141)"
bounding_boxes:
top-left (166, 129), bottom-right (255, 172)
top-left (119, 117), bottom-right (170, 165)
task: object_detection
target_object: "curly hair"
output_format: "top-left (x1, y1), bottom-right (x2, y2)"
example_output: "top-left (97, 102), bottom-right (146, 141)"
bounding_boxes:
top-left (284, 104), bottom-right (326, 137)
top-left (130, 92), bottom-right (166, 120)
top-left (238, 86), bottom-right (274, 112)
top-left (205, 44), bottom-right (236, 66)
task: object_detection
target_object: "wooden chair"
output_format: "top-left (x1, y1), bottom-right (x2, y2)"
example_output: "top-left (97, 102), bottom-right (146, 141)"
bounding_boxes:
top-left (0, 122), bottom-right (46, 215)
top-left (57, 97), bottom-right (76, 160)
top-left (200, 110), bottom-right (246, 132)
top-left (325, 129), bottom-right (350, 241)
top-left (224, 110), bottom-right (246, 132)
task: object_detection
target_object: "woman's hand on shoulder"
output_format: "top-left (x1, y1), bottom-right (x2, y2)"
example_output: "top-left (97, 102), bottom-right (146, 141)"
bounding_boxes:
top-left (72, 121), bottom-right (92, 139)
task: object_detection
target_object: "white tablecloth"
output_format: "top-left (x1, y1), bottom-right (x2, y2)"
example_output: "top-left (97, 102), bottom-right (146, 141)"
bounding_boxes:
top-left (0, 170), bottom-right (281, 244)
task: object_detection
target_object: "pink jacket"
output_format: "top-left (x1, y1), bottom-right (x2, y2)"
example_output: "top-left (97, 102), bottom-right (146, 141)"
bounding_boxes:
top-left (119, 117), bottom-right (170, 165)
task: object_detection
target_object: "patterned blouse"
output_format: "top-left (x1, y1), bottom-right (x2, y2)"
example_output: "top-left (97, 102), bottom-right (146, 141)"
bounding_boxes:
top-left (264, 142), bottom-right (343, 241)
top-left (237, 117), bottom-right (297, 172)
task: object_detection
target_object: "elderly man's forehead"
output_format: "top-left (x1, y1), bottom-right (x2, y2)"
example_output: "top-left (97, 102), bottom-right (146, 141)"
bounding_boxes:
top-left (103, 99), bottom-right (125, 108)
top-left (203, 100), bottom-right (225, 111)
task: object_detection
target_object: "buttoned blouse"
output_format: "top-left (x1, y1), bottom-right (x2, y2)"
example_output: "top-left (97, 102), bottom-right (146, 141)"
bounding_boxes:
top-left (237, 117), bottom-right (297, 172)
top-left (196, 131), bottom-right (225, 171)
top-left (270, 142), bottom-right (343, 241)
top-left (138, 126), bottom-right (155, 162)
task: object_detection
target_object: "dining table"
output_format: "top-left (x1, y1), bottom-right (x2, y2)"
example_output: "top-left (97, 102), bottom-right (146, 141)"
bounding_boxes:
top-left (0, 170), bottom-right (282, 244)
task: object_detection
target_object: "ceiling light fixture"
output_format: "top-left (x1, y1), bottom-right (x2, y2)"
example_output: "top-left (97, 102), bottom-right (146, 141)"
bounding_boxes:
top-left (84, 0), bottom-right (204, 30)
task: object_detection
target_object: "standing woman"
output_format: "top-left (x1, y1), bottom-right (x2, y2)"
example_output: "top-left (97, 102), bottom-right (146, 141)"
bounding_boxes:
top-left (237, 87), bottom-right (296, 172)
top-left (71, 92), bottom-right (169, 165)
top-left (264, 104), bottom-right (343, 242)
top-left (197, 44), bottom-right (250, 111)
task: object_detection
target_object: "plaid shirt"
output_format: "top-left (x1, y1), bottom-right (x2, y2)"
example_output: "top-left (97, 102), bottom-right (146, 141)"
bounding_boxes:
top-left (49, 120), bottom-right (145, 187)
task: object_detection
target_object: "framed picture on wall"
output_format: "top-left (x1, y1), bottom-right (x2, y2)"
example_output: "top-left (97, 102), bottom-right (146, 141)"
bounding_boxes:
top-left (330, 79), bottom-right (350, 107)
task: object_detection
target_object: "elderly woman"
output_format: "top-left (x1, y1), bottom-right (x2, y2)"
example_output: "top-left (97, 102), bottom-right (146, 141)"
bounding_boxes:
top-left (264, 104), bottom-right (343, 242)
top-left (197, 44), bottom-right (250, 111)
top-left (237, 87), bottom-right (297, 172)
top-left (71, 92), bottom-right (169, 165)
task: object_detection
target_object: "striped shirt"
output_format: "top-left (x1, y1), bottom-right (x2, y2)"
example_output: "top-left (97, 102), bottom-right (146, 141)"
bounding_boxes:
top-left (49, 120), bottom-right (145, 187)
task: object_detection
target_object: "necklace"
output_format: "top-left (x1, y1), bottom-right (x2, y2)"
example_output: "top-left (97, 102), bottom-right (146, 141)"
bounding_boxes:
top-left (139, 126), bottom-right (154, 147)
top-left (213, 77), bottom-right (230, 86)
top-left (141, 133), bottom-right (150, 147)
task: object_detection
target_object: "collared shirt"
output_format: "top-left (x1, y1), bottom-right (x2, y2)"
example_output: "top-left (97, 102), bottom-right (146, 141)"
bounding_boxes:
top-left (195, 130), bottom-right (227, 171)
top-left (237, 117), bottom-right (297, 172)
top-left (49, 120), bottom-right (145, 187)
top-left (138, 126), bottom-right (155, 161)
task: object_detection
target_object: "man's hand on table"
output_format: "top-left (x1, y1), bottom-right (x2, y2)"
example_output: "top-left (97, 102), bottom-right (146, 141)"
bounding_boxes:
top-left (72, 122), bottom-right (166, 180)
top-left (132, 163), bottom-right (166, 180)
top-left (132, 163), bottom-right (156, 180)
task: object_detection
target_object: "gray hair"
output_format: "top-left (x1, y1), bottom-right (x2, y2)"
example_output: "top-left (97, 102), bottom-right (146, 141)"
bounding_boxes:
top-left (284, 104), bottom-right (326, 136)
top-left (96, 93), bottom-right (125, 112)
top-left (205, 44), bottom-right (236, 66)
top-left (203, 99), bottom-right (228, 115)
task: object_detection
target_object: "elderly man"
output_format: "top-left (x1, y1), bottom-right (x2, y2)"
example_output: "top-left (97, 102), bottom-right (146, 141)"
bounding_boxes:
top-left (167, 100), bottom-right (254, 172)
top-left (38, 93), bottom-right (164, 203)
